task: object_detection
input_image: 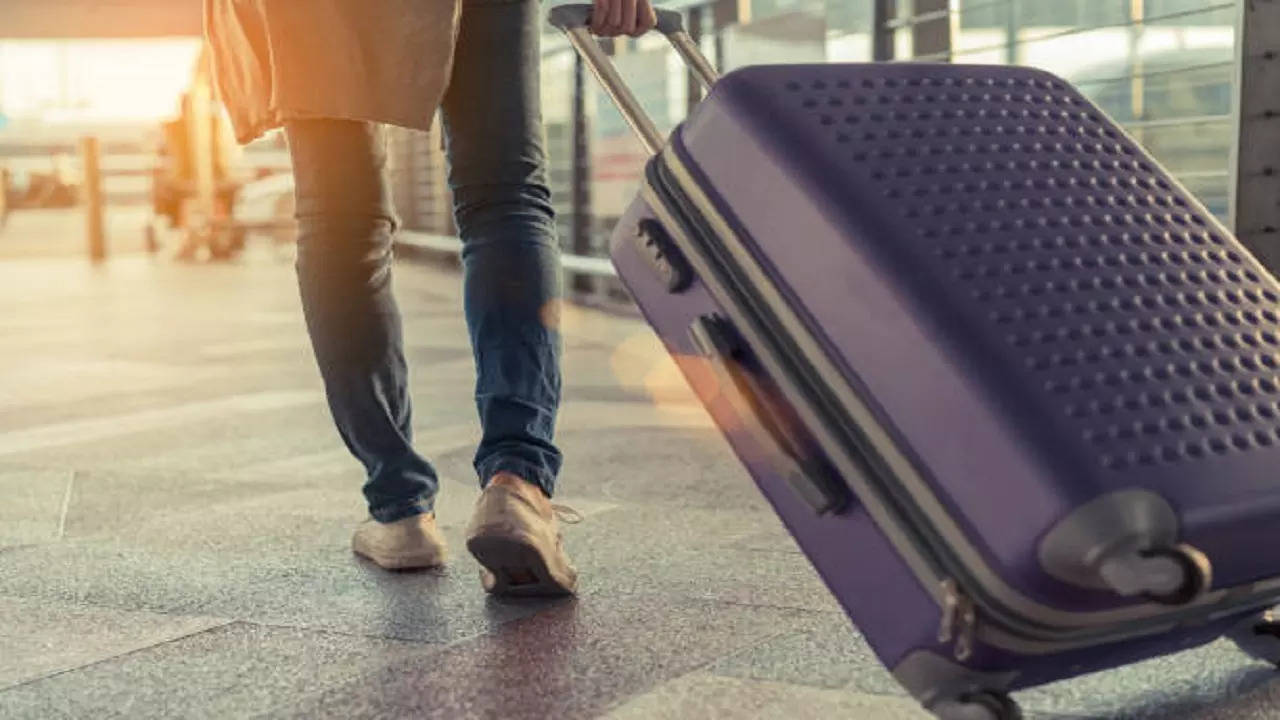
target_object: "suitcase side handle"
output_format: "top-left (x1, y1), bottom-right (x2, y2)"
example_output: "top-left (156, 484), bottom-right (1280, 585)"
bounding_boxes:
top-left (548, 3), bottom-right (719, 155)
top-left (690, 315), bottom-right (851, 516)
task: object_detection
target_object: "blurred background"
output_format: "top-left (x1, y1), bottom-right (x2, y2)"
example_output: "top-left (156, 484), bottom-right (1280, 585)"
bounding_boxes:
top-left (4, 6), bottom-right (1279, 717)
top-left (0, 0), bottom-right (1265, 293)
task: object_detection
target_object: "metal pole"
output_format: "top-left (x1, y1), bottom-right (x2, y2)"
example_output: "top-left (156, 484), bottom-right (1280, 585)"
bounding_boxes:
top-left (80, 136), bottom-right (106, 263)
top-left (1129, 0), bottom-right (1146, 124)
top-left (1004, 0), bottom-right (1019, 64)
top-left (434, 118), bottom-right (456, 236)
top-left (911, 0), bottom-right (952, 61)
top-left (0, 167), bottom-right (9, 232)
top-left (874, 0), bottom-right (896, 62)
top-left (571, 53), bottom-right (595, 295)
top-left (711, 0), bottom-right (733, 72)
top-left (1229, 0), bottom-right (1280, 272)
top-left (190, 47), bottom-right (216, 238)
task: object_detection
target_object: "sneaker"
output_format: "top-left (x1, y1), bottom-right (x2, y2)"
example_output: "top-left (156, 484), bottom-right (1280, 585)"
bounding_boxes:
top-left (465, 474), bottom-right (581, 596)
top-left (351, 512), bottom-right (448, 570)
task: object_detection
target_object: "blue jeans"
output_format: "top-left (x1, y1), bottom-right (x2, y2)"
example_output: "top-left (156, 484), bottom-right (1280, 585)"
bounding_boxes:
top-left (285, 0), bottom-right (563, 523)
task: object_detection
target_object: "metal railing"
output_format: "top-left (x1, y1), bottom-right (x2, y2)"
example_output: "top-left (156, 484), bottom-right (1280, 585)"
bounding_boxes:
top-left (880, 0), bottom-right (1240, 225)
top-left (912, 3), bottom-right (1236, 63)
top-left (386, 4), bottom-right (722, 294)
top-left (388, 0), bottom-right (1266, 290)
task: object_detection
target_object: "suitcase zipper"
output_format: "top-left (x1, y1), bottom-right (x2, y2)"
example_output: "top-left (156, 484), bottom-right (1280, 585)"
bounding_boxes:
top-left (643, 153), bottom-right (1149, 651)
top-left (644, 154), bottom-right (1015, 652)
top-left (642, 144), bottom-right (1280, 656)
top-left (643, 153), bottom-right (1027, 650)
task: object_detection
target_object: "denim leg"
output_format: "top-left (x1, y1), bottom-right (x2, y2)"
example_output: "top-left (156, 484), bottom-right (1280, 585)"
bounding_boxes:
top-left (285, 119), bottom-right (438, 522)
top-left (441, 0), bottom-right (565, 498)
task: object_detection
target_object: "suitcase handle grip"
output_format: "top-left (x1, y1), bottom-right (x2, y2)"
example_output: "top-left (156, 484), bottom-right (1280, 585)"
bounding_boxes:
top-left (547, 3), bottom-right (686, 36)
top-left (690, 315), bottom-right (850, 515)
top-left (548, 3), bottom-right (719, 155)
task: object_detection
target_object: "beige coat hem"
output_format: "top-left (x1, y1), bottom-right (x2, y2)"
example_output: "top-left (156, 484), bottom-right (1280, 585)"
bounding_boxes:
top-left (227, 105), bottom-right (442, 147)
top-left (205, 0), bottom-right (462, 147)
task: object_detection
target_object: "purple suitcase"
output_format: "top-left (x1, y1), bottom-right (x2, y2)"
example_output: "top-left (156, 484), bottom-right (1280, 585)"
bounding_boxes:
top-left (551, 7), bottom-right (1280, 718)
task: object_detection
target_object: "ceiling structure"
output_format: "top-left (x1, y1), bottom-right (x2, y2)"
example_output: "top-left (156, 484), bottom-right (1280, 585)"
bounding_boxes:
top-left (0, 1), bottom-right (202, 38)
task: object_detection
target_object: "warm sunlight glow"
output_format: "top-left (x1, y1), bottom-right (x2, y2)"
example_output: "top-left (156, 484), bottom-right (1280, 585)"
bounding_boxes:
top-left (0, 39), bottom-right (202, 123)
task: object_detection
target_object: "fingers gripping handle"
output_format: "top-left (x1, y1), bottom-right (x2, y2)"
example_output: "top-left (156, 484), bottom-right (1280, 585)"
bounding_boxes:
top-left (549, 3), bottom-right (717, 89)
top-left (548, 3), bottom-right (719, 155)
top-left (547, 3), bottom-right (685, 34)
top-left (546, 3), bottom-right (594, 30)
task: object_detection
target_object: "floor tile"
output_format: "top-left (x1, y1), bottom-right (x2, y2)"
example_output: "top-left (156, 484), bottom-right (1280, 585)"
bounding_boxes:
top-left (0, 468), bottom-right (71, 548)
top-left (0, 596), bottom-right (226, 689)
top-left (277, 594), bottom-right (813, 719)
top-left (602, 672), bottom-right (932, 720)
top-left (0, 622), bottom-right (433, 720)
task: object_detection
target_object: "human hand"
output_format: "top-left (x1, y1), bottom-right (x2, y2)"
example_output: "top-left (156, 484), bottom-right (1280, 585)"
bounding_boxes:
top-left (590, 0), bottom-right (658, 37)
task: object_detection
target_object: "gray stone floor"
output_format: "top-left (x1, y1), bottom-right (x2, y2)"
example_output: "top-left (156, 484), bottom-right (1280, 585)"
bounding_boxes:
top-left (2, 213), bottom-right (1280, 719)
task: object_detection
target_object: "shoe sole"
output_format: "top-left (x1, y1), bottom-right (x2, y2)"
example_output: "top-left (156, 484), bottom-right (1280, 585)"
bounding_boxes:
top-left (352, 544), bottom-right (446, 571)
top-left (466, 531), bottom-right (577, 597)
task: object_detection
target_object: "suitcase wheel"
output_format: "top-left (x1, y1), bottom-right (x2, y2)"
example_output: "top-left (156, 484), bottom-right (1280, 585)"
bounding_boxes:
top-left (1228, 609), bottom-right (1280, 668)
top-left (932, 690), bottom-right (1022, 720)
top-left (635, 219), bottom-right (693, 293)
top-left (1135, 544), bottom-right (1213, 606)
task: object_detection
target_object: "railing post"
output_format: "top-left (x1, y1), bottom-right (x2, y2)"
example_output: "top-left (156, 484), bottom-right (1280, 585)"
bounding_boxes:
top-left (571, 51), bottom-right (595, 297)
top-left (1129, 0), bottom-right (1147, 124)
top-left (0, 166), bottom-right (10, 231)
top-left (190, 47), bottom-right (216, 240)
top-left (1004, 0), bottom-right (1019, 64)
top-left (1230, 0), bottom-right (1280, 273)
top-left (911, 0), bottom-right (951, 61)
top-left (711, 0), bottom-right (745, 68)
top-left (873, 0), bottom-right (896, 61)
top-left (80, 136), bottom-right (106, 263)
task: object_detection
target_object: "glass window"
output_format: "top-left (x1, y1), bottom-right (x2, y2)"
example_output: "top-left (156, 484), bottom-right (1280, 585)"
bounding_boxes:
top-left (952, 0), bottom-right (1236, 222)
top-left (526, 0), bottom-right (1243, 257)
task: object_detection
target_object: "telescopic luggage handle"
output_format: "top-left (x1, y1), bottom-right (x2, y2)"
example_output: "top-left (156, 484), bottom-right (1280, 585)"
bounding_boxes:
top-left (548, 3), bottom-right (720, 155)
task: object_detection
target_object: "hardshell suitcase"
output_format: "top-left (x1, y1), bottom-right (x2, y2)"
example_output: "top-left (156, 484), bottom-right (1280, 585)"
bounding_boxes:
top-left (550, 7), bottom-right (1280, 718)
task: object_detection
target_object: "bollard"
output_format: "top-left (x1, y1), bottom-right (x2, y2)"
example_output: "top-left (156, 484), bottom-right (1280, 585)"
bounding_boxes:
top-left (0, 166), bottom-right (9, 231)
top-left (190, 47), bottom-right (217, 242)
top-left (80, 136), bottom-right (107, 262)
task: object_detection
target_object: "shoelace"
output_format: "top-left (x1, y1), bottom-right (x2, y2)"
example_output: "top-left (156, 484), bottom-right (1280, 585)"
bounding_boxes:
top-left (552, 504), bottom-right (584, 525)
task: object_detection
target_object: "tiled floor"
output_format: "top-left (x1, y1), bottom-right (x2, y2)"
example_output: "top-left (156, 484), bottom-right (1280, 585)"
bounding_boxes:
top-left (2, 223), bottom-right (1279, 718)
